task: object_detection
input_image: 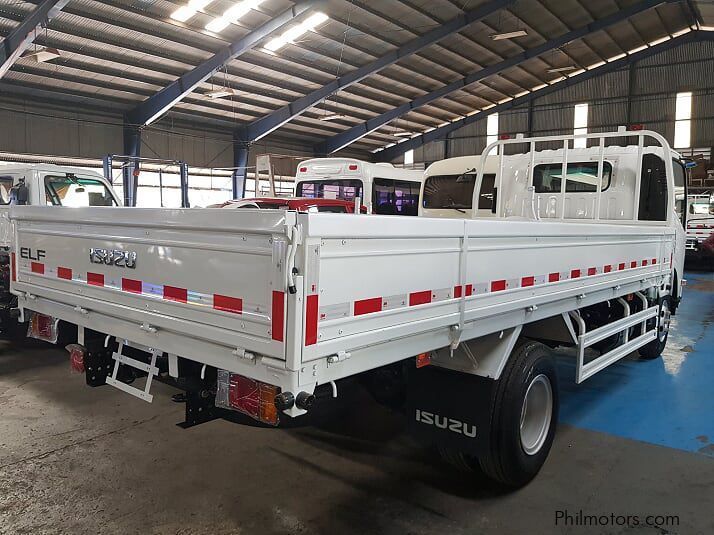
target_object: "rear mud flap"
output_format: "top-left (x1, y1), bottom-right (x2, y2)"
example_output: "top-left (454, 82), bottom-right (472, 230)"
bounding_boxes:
top-left (406, 366), bottom-right (496, 457)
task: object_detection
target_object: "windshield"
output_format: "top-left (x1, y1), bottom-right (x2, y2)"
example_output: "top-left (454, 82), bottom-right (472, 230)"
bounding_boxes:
top-left (423, 173), bottom-right (495, 209)
top-left (45, 175), bottom-right (117, 207)
top-left (296, 179), bottom-right (363, 202)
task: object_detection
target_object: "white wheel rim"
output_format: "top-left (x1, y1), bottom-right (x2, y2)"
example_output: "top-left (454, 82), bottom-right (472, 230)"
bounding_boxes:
top-left (658, 301), bottom-right (671, 342)
top-left (520, 374), bottom-right (553, 456)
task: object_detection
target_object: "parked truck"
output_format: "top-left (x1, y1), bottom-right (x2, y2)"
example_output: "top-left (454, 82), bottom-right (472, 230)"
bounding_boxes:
top-left (9, 131), bottom-right (685, 486)
top-left (0, 164), bottom-right (120, 337)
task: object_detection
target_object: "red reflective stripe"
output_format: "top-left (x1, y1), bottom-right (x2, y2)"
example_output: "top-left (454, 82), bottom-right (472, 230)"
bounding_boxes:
top-left (465, 284), bottom-right (473, 296)
top-left (618, 263), bottom-right (626, 271)
top-left (571, 269), bottom-right (581, 279)
top-left (87, 272), bottom-right (104, 286)
top-left (521, 276), bottom-right (535, 287)
top-left (163, 285), bottom-right (187, 303)
top-left (548, 272), bottom-right (560, 282)
top-left (31, 262), bottom-right (44, 274)
top-left (354, 297), bottom-right (383, 316)
top-left (214, 294), bottom-right (242, 314)
top-left (491, 280), bottom-right (506, 292)
top-left (651, 258), bottom-right (657, 264)
top-left (631, 261), bottom-right (638, 268)
top-left (305, 294), bottom-right (319, 346)
top-left (604, 265), bottom-right (612, 273)
top-left (271, 291), bottom-right (285, 342)
top-left (409, 290), bottom-right (432, 306)
top-left (122, 278), bottom-right (142, 294)
top-left (57, 267), bottom-right (72, 280)
top-left (10, 252), bottom-right (16, 282)
top-left (453, 285), bottom-right (463, 298)
top-left (587, 267), bottom-right (597, 276)
top-left (642, 259), bottom-right (648, 266)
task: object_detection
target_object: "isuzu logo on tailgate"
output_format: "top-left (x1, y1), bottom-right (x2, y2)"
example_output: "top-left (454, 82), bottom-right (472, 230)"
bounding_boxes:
top-left (89, 248), bottom-right (137, 269)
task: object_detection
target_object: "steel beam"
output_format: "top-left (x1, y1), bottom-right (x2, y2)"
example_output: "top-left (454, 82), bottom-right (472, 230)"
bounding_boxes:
top-left (377, 31), bottom-right (709, 162)
top-left (0, 0), bottom-right (69, 79)
top-left (318, 0), bottom-right (671, 154)
top-left (127, 1), bottom-right (320, 127)
top-left (239, 0), bottom-right (515, 143)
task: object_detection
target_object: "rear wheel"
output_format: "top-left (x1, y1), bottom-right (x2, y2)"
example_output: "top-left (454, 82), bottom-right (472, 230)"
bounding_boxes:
top-left (477, 340), bottom-right (559, 486)
top-left (638, 296), bottom-right (671, 360)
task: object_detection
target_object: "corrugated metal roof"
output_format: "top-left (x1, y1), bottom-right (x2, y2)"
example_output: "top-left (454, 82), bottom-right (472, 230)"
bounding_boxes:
top-left (0, 0), bottom-right (696, 154)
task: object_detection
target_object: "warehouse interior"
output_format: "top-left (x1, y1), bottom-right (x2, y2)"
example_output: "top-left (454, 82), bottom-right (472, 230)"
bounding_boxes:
top-left (1, 0), bottom-right (713, 533)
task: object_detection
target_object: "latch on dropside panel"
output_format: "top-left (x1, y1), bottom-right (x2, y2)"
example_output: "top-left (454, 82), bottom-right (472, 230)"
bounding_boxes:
top-left (105, 343), bottom-right (159, 402)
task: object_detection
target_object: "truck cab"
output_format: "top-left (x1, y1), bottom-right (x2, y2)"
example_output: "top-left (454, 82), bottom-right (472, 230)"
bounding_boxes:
top-left (294, 158), bottom-right (423, 215)
top-left (0, 164), bottom-right (120, 336)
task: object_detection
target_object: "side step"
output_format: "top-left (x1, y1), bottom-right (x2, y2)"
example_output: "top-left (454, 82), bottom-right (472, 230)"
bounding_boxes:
top-left (569, 295), bottom-right (658, 383)
top-left (105, 343), bottom-right (159, 402)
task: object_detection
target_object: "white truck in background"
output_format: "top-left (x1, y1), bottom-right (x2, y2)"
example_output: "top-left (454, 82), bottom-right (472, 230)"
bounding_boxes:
top-left (294, 158), bottom-right (423, 215)
top-left (684, 193), bottom-right (714, 255)
top-left (0, 165), bottom-right (120, 337)
top-left (9, 131), bottom-right (685, 487)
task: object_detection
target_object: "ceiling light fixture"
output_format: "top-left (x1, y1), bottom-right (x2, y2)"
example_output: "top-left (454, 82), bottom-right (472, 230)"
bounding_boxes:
top-left (264, 12), bottom-right (329, 52)
top-left (171, 0), bottom-right (213, 23)
top-left (491, 30), bottom-right (527, 40)
top-left (319, 113), bottom-right (345, 121)
top-left (547, 65), bottom-right (576, 73)
top-left (206, 0), bottom-right (264, 33)
top-left (22, 47), bottom-right (61, 63)
top-left (393, 131), bottom-right (415, 137)
top-left (206, 88), bottom-right (236, 98)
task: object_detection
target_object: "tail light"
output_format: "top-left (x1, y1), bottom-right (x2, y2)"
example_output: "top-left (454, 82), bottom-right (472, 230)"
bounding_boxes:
top-left (216, 370), bottom-right (280, 425)
top-left (66, 344), bottom-right (87, 373)
top-left (416, 352), bottom-right (431, 368)
top-left (299, 167), bottom-right (307, 173)
top-left (28, 312), bottom-right (59, 344)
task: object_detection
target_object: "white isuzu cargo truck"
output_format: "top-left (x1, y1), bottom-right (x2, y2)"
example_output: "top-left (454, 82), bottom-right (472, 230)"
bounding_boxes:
top-left (9, 131), bottom-right (685, 487)
top-left (0, 164), bottom-right (120, 337)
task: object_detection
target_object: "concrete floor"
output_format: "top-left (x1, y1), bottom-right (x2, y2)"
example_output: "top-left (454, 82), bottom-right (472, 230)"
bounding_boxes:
top-left (1, 273), bottom-right (713, 534)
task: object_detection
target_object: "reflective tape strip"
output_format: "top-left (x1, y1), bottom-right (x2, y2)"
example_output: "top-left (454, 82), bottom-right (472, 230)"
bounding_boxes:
top-left (87, 272), bottom-right (104, 286)
top-left (163, 285), bottom-right (187, 303)
top-left (305, 294), bottom-right (319, 346)
top-left (354, 297), bottom-right (383, 316)
top-left (57, 267), bottom-right (72, 280)
top-left (213, 294), bottom-right (242, 314)
top-left (409, 290), bottom-right (432, 306)
top-left (31, 262), bottom-right (44, 274)
top-left (272, 291), bottom-right (285, 342)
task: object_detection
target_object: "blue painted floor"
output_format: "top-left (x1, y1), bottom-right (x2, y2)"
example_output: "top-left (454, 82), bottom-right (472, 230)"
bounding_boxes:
top-left (557, 270), bottom-right (714, 457)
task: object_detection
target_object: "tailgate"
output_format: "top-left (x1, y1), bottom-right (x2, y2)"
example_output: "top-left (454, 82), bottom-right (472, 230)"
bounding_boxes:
top-left (10, 206), bottom-right (293, 360)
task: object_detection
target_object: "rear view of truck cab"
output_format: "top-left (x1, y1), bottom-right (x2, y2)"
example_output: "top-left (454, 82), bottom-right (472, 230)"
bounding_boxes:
top-left (0, 165), bottom-right (120, 338)
top-left (295, 158), bottom-right (423, 216)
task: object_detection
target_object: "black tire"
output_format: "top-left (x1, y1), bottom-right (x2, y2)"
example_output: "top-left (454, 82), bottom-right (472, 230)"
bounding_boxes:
top-left (478, 339), bottom-right (559, 487)
top-left (638, 296), bottom-right (671, 360)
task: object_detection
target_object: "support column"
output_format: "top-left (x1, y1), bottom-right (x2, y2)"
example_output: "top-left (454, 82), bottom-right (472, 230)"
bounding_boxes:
top-left (179, 162), bottom-right (190, 208)
top-left (102, 155), bottom-right (113, 183)
top-left (122, 123), bottom-right (141, 207)
top-left (527, 99), bottom-right (535, 138)
top-left (232, 132), bottom-right (249, 199)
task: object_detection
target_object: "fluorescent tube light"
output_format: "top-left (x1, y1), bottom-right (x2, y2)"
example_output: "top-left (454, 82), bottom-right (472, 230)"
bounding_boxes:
top-left (265, 12), bottom-right (329, 51)
top-left (547, 65), bottom-right (576, 73)
top-left (491, 30), bottom-right (527, 40)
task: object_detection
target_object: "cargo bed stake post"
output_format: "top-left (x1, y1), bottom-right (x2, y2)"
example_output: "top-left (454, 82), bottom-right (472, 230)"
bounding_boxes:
top-left (451, 219), bottom-right (469, 353)
top-left (595, 137), bottom-right (605, 220)
top-left (632, 132), bottom-right (644, 221)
